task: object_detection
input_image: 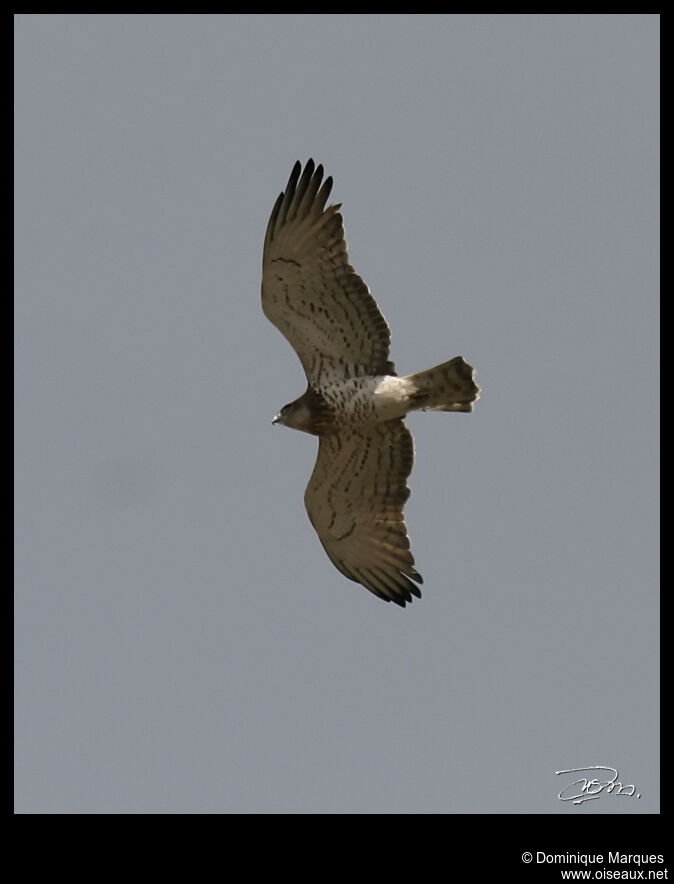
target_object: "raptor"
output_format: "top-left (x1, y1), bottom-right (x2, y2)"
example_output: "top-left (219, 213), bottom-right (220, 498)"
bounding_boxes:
top-left (262, 160), bottom-right (479, 607)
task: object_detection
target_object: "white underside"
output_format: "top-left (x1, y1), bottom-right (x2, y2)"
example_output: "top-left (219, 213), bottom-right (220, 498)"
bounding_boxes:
top-left (371, 375), bottom-right (416, 421)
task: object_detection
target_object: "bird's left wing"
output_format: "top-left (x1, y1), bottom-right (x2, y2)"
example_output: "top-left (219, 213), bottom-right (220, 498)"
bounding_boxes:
top-left (304, 419), bottom-right (423, 607)
top-left (262, 160), bottom-right (394, 386)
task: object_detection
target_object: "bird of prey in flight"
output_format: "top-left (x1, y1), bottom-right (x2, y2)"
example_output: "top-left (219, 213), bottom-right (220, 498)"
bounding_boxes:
top-left (262, 159), bottom-right (479, 607)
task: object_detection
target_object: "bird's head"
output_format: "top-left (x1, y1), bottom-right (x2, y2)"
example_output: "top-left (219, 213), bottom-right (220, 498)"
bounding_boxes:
top-left (271, 402), bottom-right (294, 427)
top-left (272, 396), bottom-right (319, 435)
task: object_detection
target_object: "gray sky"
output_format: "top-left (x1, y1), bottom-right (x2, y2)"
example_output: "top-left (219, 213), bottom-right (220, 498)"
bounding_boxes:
top-left (15, 14), bottom-right (659, 814)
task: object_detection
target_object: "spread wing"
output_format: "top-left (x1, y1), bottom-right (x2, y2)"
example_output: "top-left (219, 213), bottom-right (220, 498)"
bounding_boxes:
top-left (304, 419), bottom-right (423, 606)
top-left (262, 159), bottom-right (394, 386)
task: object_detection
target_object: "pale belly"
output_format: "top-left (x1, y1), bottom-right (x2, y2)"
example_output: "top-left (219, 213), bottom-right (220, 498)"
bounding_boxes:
top-left (319, 375), bottom-right (415, 426)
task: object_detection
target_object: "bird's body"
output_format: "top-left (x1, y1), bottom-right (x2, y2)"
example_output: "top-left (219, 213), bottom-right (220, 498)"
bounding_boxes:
top-left (262, 160), bottom-right (479, 607)
top-left (275, 375), bottom-right (415, 434)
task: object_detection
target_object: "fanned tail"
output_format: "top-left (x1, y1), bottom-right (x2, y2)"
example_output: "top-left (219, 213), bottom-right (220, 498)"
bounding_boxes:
top-left (405, 356), bottom-right (480, 412)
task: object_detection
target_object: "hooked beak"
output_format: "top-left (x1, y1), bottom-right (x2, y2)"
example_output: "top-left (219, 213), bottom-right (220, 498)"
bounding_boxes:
top-left (272, 413), bottom-right (280, 425)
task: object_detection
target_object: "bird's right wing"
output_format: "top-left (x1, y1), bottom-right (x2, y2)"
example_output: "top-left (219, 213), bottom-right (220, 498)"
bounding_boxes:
top-left (304, 419), bottom-right (423, 607)
top-left (262, 160), bottom-right (395, 386)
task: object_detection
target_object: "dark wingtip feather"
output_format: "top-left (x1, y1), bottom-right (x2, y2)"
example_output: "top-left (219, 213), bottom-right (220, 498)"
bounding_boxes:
top-left (288, 160), bottom-right (302, 187)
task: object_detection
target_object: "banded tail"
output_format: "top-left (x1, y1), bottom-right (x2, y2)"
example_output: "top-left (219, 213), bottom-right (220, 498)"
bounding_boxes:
top-left (405, 356), bottom-right (480, 413)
